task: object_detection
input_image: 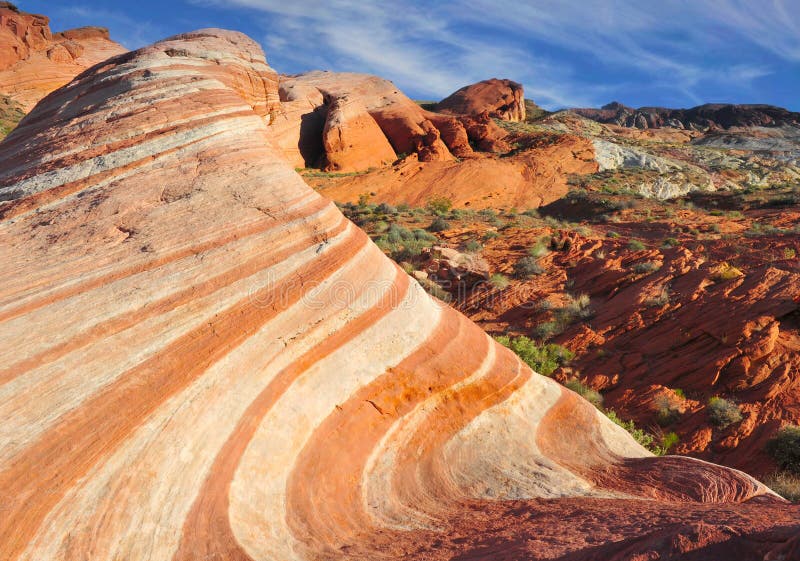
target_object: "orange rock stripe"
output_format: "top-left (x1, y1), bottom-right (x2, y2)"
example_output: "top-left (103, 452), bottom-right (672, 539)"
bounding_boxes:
top-left (0, 200), bottom-right (341, 384)
top-left (0, 224), bottom-right (366, 561)
top-left (172, 264), bottom-right (411, 561)
top-left (0, 193), bottom-right (326, 325)
top-left (284, 309), bottom-right (528, 558)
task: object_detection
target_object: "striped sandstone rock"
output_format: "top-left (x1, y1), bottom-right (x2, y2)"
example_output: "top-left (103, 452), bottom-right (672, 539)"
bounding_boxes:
top-left (0, 29), bottom-right (797, 561)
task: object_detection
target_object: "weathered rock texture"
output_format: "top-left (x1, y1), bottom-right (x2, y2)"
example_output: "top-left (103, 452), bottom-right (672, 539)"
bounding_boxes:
top-left (0, 29), bottom-right (798, 561)
top-left (273, 71), bottom-right (511, 172)
top-left (0, 2), bottom-right (125, 110)
top-left (436, 78), bottom-right (526, 122)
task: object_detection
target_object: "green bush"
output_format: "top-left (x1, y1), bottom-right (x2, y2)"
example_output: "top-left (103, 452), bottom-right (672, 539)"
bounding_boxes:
top-left (489, 273), bottom-right (509, 289)
top-left (767, 425), bottom-right (800, 474)
top-left (495, 335), bottom-right (574, 376)
top-left (426, 196), bottom-right (453, 214)
top-left (662, 237), bottom-right (679, 248)
top-left (528, 242), bottom-right (550, 258)
top-left (375, 202), bottom-right (396, 215)
top-left (483, 230), bottom-right (500, 241)
top-left (632, 261), bottom-right (661, 274)
top-left (628, 239), bottom-right (646, 251)
top-left (565, 378), bottom-right (603, 409)
top-left (464, 239), bottom-right (483, 253)
top-left (513, 256), bottom-right (544, 278)
top-left (605, 410), bottom-right (656, 451)
top-left (707, 397), bottom-right (742, 428)
top-left (428, 216), bottom-right (451, 232)
top-left (534, 321), bottom-right (561, 340)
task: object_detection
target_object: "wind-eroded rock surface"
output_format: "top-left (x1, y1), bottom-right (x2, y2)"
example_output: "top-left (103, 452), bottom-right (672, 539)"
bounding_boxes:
top-left (0, 29), bottom-right (798, 561)
top-left (0, 2), bottom-right (125, 110)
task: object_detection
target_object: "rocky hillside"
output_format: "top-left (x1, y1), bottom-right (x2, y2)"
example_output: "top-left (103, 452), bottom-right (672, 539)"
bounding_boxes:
top-left (1, 29), bottom-right (798, 561)
top-left (574, 101), bottom-right (800, 131)
top-left (0, 2), bottom-right (125, 110)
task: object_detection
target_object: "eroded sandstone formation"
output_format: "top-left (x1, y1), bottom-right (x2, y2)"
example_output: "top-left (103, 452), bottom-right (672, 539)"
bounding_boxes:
top-left (0, 2), bottom-right (125, 110)
top-left (0, 29), bottom-right (798, 561)
top-left (436, 78), bottom-right (526, 122)
top-left (272, 71), bottom-right (511, 172)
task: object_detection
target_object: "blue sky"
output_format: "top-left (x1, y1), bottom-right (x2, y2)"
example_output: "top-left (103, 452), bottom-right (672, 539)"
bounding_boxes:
top-left (16, 0), bottom-right (800, 111)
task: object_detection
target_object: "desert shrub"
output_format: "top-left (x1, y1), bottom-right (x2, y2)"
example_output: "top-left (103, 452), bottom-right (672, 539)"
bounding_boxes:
top-left (628, 239), bottom-right (646, 251)
top-left (784, 247), bottom-right (797, 260)
top-left (490, 273), bottom-right (509, 289)
top-left (396, 203), bottom-right (411, 213)
top-left (495, 335), bottom-right (574, 376)
top-left (357, 193), bottom-right (372, 207)
top-left (522, 208), bottom-right (540, 218)
top-left (464, 239), bottom-right (483, 253)
top-left (607, 231), bottom-right (620, 238)
top-left (565, 378), bottom-right (603, 409)
top-left (707, 396), bottom-right (742, 428)
top-left (632, 260), bottom-right (661, 275)
top-left (555, 293), bottom-right (593, 322)
top-left (764, 471), bottom-right (800, 502)
top-left (428, 216), bottom-right (451, 232)
top-left (605, 410), bottom-right (656, 451)
top-left (646, 286), bottom-right (670, 308)
top-left (655, 394), bottom-right (682, 426)
top-left (514, 256), bottom-right (544, 278)
top-left (659, 431), bottom-right (680, 454)
top-left (483, 230), bottom-right (500, 240)
top-left (426, 196), bottom-right (452, 214)
top-left (528, 241), bottom-right (550, 258)
top-left (419, 278), bottom-right (452, 303)
top-left (375, 202), bottom-right (396, 215)
top-left (662, 237), bottom-right (679, 248)
top-left (386, 223), bottom-right (413, 243)
top-left (767, 425), bottom-right (800, 474)
top-left (534, 321), bottom-right (560, 340)
top-left (712, 263), bottom-right (744, 282)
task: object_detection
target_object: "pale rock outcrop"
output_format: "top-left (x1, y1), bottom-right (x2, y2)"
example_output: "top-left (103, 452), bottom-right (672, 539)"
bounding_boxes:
top-left (592, 139), bottom-right (680, 173)
top-left (0, 28), bottom-right (797, 561)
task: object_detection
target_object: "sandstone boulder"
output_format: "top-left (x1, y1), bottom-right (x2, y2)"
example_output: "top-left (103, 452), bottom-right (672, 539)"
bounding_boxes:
top-left (436, 78), bottom-right (526, 122)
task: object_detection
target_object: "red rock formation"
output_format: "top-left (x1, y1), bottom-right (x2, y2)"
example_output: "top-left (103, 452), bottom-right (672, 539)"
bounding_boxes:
top-left (305, 132), bottom-right (597, 209)
top-left (0, 2), bottom-right (125, 110)
top-left (436, 78), bottom-right (526, 122)
top-left (0, 28), bottom-right (797, 561)
top-left (322, 94), bottom-right (396, 171)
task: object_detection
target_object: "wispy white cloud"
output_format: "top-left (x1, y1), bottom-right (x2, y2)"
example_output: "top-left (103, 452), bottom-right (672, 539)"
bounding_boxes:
top-left (189, 0), bottom-right (798, 109)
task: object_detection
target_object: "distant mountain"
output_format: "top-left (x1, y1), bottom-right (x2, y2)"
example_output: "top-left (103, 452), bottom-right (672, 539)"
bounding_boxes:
top-left (573, 101), bottom-right (800, 130)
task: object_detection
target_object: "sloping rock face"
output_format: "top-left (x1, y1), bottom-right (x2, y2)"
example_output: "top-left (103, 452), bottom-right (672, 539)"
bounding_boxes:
top-left (273, 71), bottom-right (510, 172)
top-left (0, 2), bottom-right (125, 110)
top-left (0, 29), bottom-right (798, 561)
top-left (436, 78), bottom-right (526, 122)
top-left (574, 101), bottom-right (800, 131)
